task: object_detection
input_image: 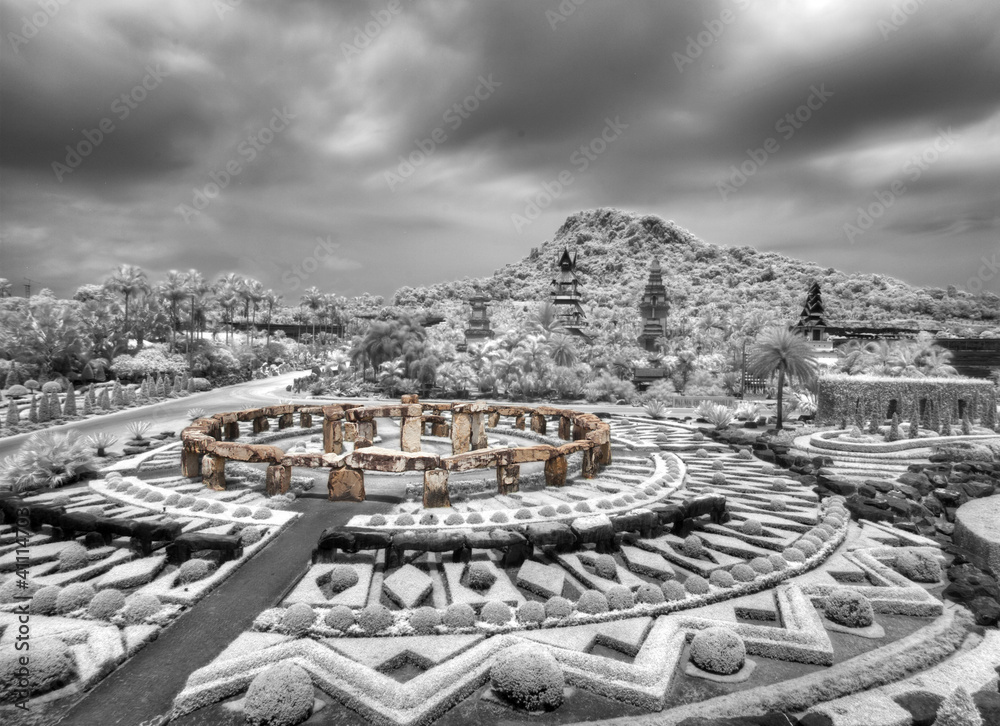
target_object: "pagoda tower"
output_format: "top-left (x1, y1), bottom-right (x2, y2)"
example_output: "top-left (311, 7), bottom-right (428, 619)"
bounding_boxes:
top-left (463, 294), bottom-right (494, 347)
top-left (637, 258), bottom-right (669, 352)
top-left (550, 248), bottom-right (587, 337)
top-left (792, 281), bottom-right (829, 342)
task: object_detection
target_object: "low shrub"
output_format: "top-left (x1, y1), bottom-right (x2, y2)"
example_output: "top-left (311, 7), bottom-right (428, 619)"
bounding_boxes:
top-left (443, 603), bottom-right (476, 628)
top-left (712, 460), bottom-right (725, 470)
top-left (190, 499), bottom-right (209, 512)
top-left (636, 582), bottom-right (665, 605)
top-left (574, 502), bottom-right (592, 513)
top-left (240, 526), bottom-right (264, 546)
top-left (88, 588), bottom-right (126, 619)
top-left (709, 570), bottom-right (735, 589)
top-left (444, 513), bottom-right (464, 525)
top-left (684, 575), bottom-right (710, 595)
top-left (682, 535), bottom-right (706, 559)
top-left (244, 662), bottom-right (314, 726)
top-left (252, 507), bottom-right (272, 520)
top-left (544, 596), bottom-right (573, 619)
top-left (328, 565), bottom-right (359, 594)
top-left (395, 514), bottom-right (415, 526)
top-left (177, 559), bottom-right (215, 584)
top-left (466, 512), bottom-right (484, 525)
top-left (206, 501), bottom-right (226, 514)
top-left (516, 600), bottom-right (546, 625)
top-left (281, 603), bottom-right (316, 636)
top-left (419, 513), bottom-right (438, 526)
top-left (121, 593), bottom-right (161, 624)
top-left (824, 590), bottom-right (874, 627)
top-left (767, 553), bottom-right (788, 571)
top-left (749, 557), bottom-right (774, 575)
top-left (933, 686), bottom-right (983, 726)
top-left (55, 582), bottom-right (96, 614)
top-left (689, 627), bottom-right (746, 675)
top-left (481, 600), bottom-right (513, 625)
top-left (737, 449), bottom-right (753, 460)
top-left (740, 519), bottom-right (763, 536)
top-left (368, 514), bottom-right (386, 526)
top-left (593, 554), bottom-right (618, 580)
top-left (795, 539), bottom-right (818, 557)
top-left (607, 585), bottom-right (634, 610)
top-left (555, 504), bottom-right (572, 515)
top-left (409, 606), bottom-right (442, 634)
top-left (538, 506), bottom-right (556, 517)
top-left (489, 643), bottom-right (565, 711)
top-left (58, 543), bottom-right (89, 572)
top-left (695, 448), bottom-right (709, 457)
top-left (895, 551), bottom-right (942, 583)
top-left (514, 508), bottom-right (533, 520)
top-left (467, 562), bottom-right (496, 591)
top-left (0, 637), bottom-right (72, 700)
top-left (324, 605), bottom-right (355, 632)
top-left (576, 591), bottom-right (609, 614)
top-left (782, 547), bottom-right (806, 563)
top-left (662, 580), bottom-right (687, 601)
top-left (177, 495), bottom-right (195, 508)
top-left (30, 586), bottom-right (61, 615)
top-left (730, 564), bottom-right (756, 583)
top-left (357, 604), bottom-right (393, 634)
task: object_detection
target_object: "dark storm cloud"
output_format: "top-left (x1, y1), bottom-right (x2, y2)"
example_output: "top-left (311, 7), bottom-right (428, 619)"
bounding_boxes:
top-left (1, 0), bottom-right (998, 300)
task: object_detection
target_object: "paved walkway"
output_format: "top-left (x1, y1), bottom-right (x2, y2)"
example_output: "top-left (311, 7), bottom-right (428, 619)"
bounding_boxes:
top-left (56, 496), bottom-right (395, 726)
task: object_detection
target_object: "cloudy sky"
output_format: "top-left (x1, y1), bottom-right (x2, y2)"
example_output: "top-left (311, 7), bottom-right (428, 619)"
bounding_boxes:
top-left (1, 0), bottom-right (998, 301)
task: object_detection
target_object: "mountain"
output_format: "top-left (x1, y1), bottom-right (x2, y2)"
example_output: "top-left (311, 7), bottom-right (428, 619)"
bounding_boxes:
top-left (390, 208), bottom-right (999, 341)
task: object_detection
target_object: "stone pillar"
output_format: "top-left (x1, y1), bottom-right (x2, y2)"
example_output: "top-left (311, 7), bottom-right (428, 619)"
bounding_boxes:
top-left (328, 467), bottom-right (365, 502)
top-left (202, 454), bottom-right (226, 491)
top-left (343, 422), bottom-right (358, 447)
top-left (470, 412), bottom-right (487, 450)
top-left (370, 419), bottom-right (378, 438)
top-left (299, 411), bottom-right (313, 428)
top-left (497, 463), bottom-right (521, 494)
top-left (252, 416), bottom-right (270, 434)
top-left (423, 468), bottom-right (451, 508)
top-left (599, 441), bottom-right (612, 468)
top-left (278, 413), bottom-right (293, 430)
top-left (224, 421), bottom-right (240, 440)
top-left (558, 416), bottom-right (572, 440)
top-left (181, 443), bottom-right (202, 478)
top-left (431, 421), bottom-right (450, 437)
top-left (544, 455), bottom-right (567, 487)
top-left (265, 464), bottom-right (291, 496)
top-left (400, 405), bottom-right (423, 453)
top-left (487, 411), bottom-right (500, 427)
top-left (514, 413), bottom-right (526, 430)
top-left (582, 447), bottom-right (598, 479)
top-left (451, 412), bottom-right (472, 454)
top-left (357, 420), bottom-right (375, 441)
top-left (205, 420), bottom-right (222, 440)
top-left (573, 421), bottom-right (585, 441)
top-left (323, 418), bottom-right (342, 454)
top-left (530, 412), bottom-right (547, 435)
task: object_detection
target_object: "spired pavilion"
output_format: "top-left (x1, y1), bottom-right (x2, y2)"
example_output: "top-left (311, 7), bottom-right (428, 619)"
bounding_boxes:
top-left (462, 294), bottom-right (494, 349)
top-left (551, 247), bottom-right (588, 338)
top-left (791, 280), bottom-right (830, 343)
top-left (637, 258), bottom-right (669, 352)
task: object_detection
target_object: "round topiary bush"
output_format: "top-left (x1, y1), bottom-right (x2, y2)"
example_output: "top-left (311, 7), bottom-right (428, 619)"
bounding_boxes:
top-left (240, 526), bottom-right (264, 546)
top-left (55, 582), bottom-right (96, 614)
top-left (709, 570), bottom-right (735, 589)
top-left (395, 514), bottom-right (415, 526)
top-left (514, 508), bottom-right (533, 520)
top-left (281, 603), bottom-right (316, 636)
top-left (466, 512), bottom-right (484, 525)
top-left (767, 499), bottom-right (785, 512)
top-left (689, 627), bottom-right (746, 675)
top-left (636, 582), bottom-right (665, 605)
top-left (252, 507), bottom-right (273, 520)
top-left (800, 534), bottom-right (823, 550)
top-left (693, 432), bottom-right (705, 442)
top-left (682, 535), bottom-right (705, 559)
top-left (177, 495), bottom-right (195, 508)
top-left (895, 551), bottom-right (942, 583)
top-left (695, 448), bottom-right (708, 457)
top-left (795, 539), bottom-right (818, 557)
top-left (206, 501), bottom-right (226, 514)
top-left (243, 661), bottom-right (314, 726)
top-left (444, 513), bottom-right (464, 525)
top-left (712, 472), bottom-right (727, 485)
top-left (489, 643), bottom-right (564, 712)
top-left (30, 586), bottom-right (62, 615)
top-left (684, 575), bottom-right (710, 595)
top-left (481, 600), bottom-right (513, 626)
top-left (121, 593), bottom-right (162, 624)
top-left (177, 559), bottom-right (215, 585)
top-left (771, 479), bottom-right (790, 492)
top-left (662, 580), bottom-right (687, 601)
top-left (357, 604), bottom-right (393, 634)
top-left (58, 543), bottom-right (89, 572)
top-left (555, 504), bottom-right (572, 515)
top-left (538, 506), bottom-right (556, 517)
top-left (730, 564), bottom-right (756, 583)
top-left (574, 502), bottom-right (592, 513)
top-left (576, 591), bottom-right (609, 615)
top-left (737, 449), bottom-right (753, 460)
top-left (88, 588), bottom-right (126, 619)
top-left (409, 606), bottom-right (442, 634)
top-left (231, 505), bottom-right (251, 518)
top-left (419, 513), bottom-right (438, 526)
top-left (490, 511), bottom-right (509, 524)
top-left (607, 585), bottom-right (634, 611)
top-left (326, 565), bottom-right (359, 594)
top-left (740, 519), bottom-right (763, 536)
top-left (712, 460), bottom-right (725, 471)
top-left (749, 557), bottom-right (775, 575)
top-left (782, 547), bottom-right (806, 563)
top-left (0, 637), bottom-right (73, 701)
top-left (593, 554), bottom-right (618, 580)
top-left (544, 596), bottom-right (573, 619)
top-left (443, 603), bottom-right (476, 629)
top-left (366, 514), bottom-right (386, 527)
top-left (0, 578), bottom-right (42, 603)
top-left (146, 491), bottom-right (166, 504)
top-left (324, 605), bottom-right (355, 632)
top-left (190, 499), bottom-right (209, 512)
top-left (516, 600), bottom-right (546, 625)
top-left (467, 562), bottom-right (496, 591)
top-left (767, 553), bottom-right (788, 571)
top-left (824, 590), bottom-right (874, 627)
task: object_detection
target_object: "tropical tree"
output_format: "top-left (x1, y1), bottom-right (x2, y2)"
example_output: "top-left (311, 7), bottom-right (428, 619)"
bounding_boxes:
top-left (158, 271), bottom-right (189, 352)
top-left (103, 264), bottom-right (149, 354)
top-left (300, 287), bottom-right (324, 353)
top-left (0, 278), bottom-right (11, 298)
top-left (261, 289), bottom-right (281, 349)
top-left (183, 270), bottom-right (209, 371)
top-left (747, 328), bottom-right (819, 430)
top-left (244, 279), bottom-right (265, 347)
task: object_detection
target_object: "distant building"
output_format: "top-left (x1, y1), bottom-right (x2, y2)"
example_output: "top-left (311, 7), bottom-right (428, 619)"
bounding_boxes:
top-left (463, 294), bottom-right (494, 347)
top-left (791, 280), bottom-right (829, 343)
top-left (637, 258), bottom-right (669, 352)
top-left (550, 248), bottom-right (588, 338)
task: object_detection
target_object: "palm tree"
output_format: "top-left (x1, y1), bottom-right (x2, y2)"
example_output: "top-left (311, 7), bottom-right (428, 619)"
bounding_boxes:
top-left (300, 287), bottom-right (324, 353)
top-left (261, 289), bottom-right (281, 350)
top-left (157, 270), bottom-right (188, 352)
top-left (103, 264), bottom-right (148, 354)
top-left (549, 333), bottom-right (577, 368)
top-left (921, 348), bottom-right (958, 377)
top-left (245, 280), bottom-right (265, 347)
top-left (747, 328), bottom-right (819, 430)
top-left (183, 269), bottom-right (209, 371)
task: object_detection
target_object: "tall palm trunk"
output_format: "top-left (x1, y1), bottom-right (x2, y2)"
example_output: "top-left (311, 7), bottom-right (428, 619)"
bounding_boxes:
top-left (775, 366), bottom-right (786, 430)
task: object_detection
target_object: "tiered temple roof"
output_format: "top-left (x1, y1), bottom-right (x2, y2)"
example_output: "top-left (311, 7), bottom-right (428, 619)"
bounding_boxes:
top-left (550, 248), bottom-right (587, 337)
top-left (637, 258), bottom-right (669, 352)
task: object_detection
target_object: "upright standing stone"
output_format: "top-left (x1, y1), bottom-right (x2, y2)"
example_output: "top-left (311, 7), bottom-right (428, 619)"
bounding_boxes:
top-left (488, 411), bottom-right (500, 427)
top-left (497, 462), bottom-right (521, 494)
top-left (202, 454), bottom-right (226, 491)
top-left (400, 404), bottom-right (423, 452)
top-left (470, 412), bottom-right (488, 450)
top-left (181, 443), bottom-right (202, 478)
top-left (558, 416), bottom-right (572, 440)
top-left (514, 413), bottom-right (526, 430)
top-left (431, 421), bottom-right (450, 437)
top-left (225, 421), bottom-right (240, 440)
top-left (328, 468), bottom-right (365, 502)
top-left (278, 413), bottom-right (293, 430)
top-left (357, 420), bottom-right (375, 441)
top-left (265, 464), bottom-right (291, 496)
top-left (252, 416), bottom-right (269, 434)
top-left (323, 418), bottom-right (342, 454)
top-left (343, 422), bottom-right (358, 442)
top-left (572, 420), bottom-right (585, 441)
top-left (544, 455), bottom-right (567, 487)
top-left (299, 411), bottom-right (313, 428)
top-left (531, 412), bottom-right (547, 435)
top-left (582, 447), bottom-right (598, 479)
top-left (423, 468), bottom-right (451, 508)
top-left (451, 412), bottom-right (472, 454)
